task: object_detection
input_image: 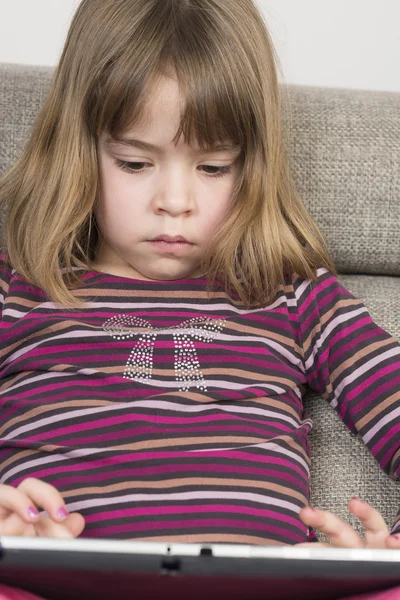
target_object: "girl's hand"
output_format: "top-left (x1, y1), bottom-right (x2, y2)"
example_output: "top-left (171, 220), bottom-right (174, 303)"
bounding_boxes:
top-left (297, 497), bottom-right (400, 548)
top-left (0, 478), bottom-right (85, 538)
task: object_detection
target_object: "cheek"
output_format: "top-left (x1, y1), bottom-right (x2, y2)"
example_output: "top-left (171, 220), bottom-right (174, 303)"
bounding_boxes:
top-left (99, 173), bottom-right (141, 219)
top-left (203, 193), bottom-right (232, 227)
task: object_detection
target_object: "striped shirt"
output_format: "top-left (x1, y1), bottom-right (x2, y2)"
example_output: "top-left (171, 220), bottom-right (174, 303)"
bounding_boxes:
top-left (1, 249), bottom-right (400, 545)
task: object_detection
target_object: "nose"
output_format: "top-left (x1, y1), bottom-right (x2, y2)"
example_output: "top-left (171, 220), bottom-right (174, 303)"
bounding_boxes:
top-left (154, 168), bottom-right (195, 216)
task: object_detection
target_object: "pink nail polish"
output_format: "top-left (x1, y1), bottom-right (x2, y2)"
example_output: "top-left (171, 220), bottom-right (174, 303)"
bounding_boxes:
top-left (27, 506), bottom-right (39, 519)
top-left (57, 507), bottom-right (69, 520)
top-left (392, 535), bottom-right (400, 541)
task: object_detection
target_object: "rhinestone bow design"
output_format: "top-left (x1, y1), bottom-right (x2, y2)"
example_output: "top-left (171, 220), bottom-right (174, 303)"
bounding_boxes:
top-left (103, 315), bottom-right (226, 392)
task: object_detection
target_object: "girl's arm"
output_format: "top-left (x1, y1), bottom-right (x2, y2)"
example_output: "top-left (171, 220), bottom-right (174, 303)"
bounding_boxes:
top-left (296, 267), bottom-right (400, 535)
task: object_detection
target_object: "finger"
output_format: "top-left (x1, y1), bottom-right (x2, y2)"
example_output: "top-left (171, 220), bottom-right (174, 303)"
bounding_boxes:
top-left (0, 511), bottom-right (36, 537)
top-left (18, 478), bottom-right (70, 523)
top-left (299, 507), bottom-right (364, 548)
top-left (385, 534), bottom-right (400, 549)
top-left (0, 484), bottom-right (42, 526)
top-left (34, 514), bottom-right (85, 539)
top-left (347, 497), bottom-right (389, 547)
top-left (67, 513), bottom-right (86, 537)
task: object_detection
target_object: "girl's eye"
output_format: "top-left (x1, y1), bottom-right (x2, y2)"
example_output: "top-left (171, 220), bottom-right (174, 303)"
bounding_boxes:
top-left (114, 159), bottom-right (232, 179)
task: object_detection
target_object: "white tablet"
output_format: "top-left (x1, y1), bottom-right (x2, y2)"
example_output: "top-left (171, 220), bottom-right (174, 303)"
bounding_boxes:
top-left (1, 537), bottom-right (400, 600)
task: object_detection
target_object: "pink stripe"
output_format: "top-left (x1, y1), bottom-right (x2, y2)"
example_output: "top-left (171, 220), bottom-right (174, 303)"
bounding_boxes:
top-left (11, 451), bottom-right (308, 486)
top-left (297, 275), bottom-right (337, 318)
top-left (2, 384), bottom-right (249, 404)
top-left (301, 287), bottom-right (345, 332)
top-left (24, 419), bottom-right (292, 444)
top-left (245, 309), bottom-right (293, 331)
top-left (3, 411), bottom-right (289, 429)
top-left (328, 326), bottom-right (383, 367)
top-left (13, 308), bottom-right (239, 321)
top-left (371, 424), bottom-right (400, 459)
top-left (84, 503), bottom-right (304, 530)
top-left (26, 424), bottom-right (291, 445)
top-left (1, 381), bottom-right (137, 400)
top-left (318, 284), bottom-right (352, 312)
top-left (83, 517), bottom-right (305, 542)
top-left (49, 462), bottom-right (309, 491)
top-left (16, 342), bottom-right (298, 367)
top-left (9, 352), bottom-right (298, 375)
top-left (306, 316), bottom-right (379, 389)
top-left (0, 405), bottom-right (280, 430)
top-left (305, 312), bottom-right (369, 367)
top-left (340, 370), bottom-right (400, 418)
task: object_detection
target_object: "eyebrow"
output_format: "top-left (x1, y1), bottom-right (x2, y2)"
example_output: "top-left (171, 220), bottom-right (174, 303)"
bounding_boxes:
top-left (105, 136), bottom-right (241, 154)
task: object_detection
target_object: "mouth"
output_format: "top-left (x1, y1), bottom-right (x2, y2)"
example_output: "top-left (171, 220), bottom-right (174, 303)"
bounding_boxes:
top-left (148, 237), bottom-right (195, 254)
top-left (150, 235), bottom-right (192, 244)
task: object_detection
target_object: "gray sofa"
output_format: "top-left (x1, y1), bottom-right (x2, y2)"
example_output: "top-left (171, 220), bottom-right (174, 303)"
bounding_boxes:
top-left (1, 62), bottom-right (400, 542)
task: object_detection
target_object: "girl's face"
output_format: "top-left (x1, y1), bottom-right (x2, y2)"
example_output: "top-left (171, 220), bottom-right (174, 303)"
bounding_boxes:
top-left (94, 75), bottom-right (242, 281)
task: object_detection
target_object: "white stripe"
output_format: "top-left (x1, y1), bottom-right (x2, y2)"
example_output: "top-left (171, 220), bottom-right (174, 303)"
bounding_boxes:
top-left (304, 306), bottom-right (369, 373)
top-left (63, 490), bottom-right (301, 515)
top-left (2, 398), bottom-right (301, 440)
top-left (362, 405), bottom-right (400, 444)
top-left (189, 439), bottom-right (310, 476)
top-left (330, 346), bottom-right (400, 409)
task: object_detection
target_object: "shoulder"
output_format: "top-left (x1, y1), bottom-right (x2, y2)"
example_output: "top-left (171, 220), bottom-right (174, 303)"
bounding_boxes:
top-left (285, 267), bottom-right (359, 311)
top-left (285, 266), bottom-right (338, 295)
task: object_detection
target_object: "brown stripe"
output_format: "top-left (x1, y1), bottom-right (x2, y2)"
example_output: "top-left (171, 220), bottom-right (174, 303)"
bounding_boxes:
top-left (354, 389), bottom-right (399, 430)
top-left (1, 432), bottom-right (310, 473)
top-left (0, 371), bottom-right (27, 391)
top-left (330, 337), bottom-right (394, 389)
top-left (62, 476), bottom-right (307, 505)
top-left (73, 284), bottom-right (250, 307)
top-left (302, 297), bottom-right (362, 355)
top-left (0, 436), bottom-right (272, 471)
top-left (95, 365), bottom-right (299, 388)
top-left (93, 436), bottom-right (271, 451)
top-left (0, 399), bottom-right (113, 436)
top-left (227, 319), bottom-right (303, 357)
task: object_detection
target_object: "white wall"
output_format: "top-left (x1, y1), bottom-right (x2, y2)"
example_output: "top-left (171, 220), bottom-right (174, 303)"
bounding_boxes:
top-left (0, 0), bottom-right (399, 92)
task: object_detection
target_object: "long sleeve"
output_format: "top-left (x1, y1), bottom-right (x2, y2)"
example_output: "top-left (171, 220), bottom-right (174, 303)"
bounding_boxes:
top-left (296, 267), bottom-right (400, 534)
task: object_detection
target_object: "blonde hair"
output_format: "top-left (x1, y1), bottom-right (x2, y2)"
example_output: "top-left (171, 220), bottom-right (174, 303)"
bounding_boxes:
top-left (0, 0), bottom-right (337, 309)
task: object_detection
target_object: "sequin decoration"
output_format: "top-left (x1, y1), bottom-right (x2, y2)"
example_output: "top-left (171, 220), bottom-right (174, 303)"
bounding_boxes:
top-left (102, 315), bottom-right (226, 392)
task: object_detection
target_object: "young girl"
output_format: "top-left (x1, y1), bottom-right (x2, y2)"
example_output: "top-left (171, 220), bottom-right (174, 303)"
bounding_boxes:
top-left (1, 0), bottom-right (400, 598)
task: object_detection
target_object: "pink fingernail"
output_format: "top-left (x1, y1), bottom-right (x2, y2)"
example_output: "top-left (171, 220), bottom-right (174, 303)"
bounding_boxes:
top-left (392, 535), bottom-right (400, 541)
top-left (57, 507), bottom-right (69, 520)
top-left (27, 506), bottom-right (39, 519)
top-left (351, 496), bottom-right (363, 502)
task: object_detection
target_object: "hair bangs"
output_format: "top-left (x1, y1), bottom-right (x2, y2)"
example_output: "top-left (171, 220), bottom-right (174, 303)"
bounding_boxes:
top-left (90, 66), bottom-right (246, 158)
top-left (86, 2), bottom-right (249, 153)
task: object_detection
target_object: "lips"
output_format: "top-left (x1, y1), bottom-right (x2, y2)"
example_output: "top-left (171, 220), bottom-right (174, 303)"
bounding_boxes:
top-left (150, 235), bottom-right (191, 244)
